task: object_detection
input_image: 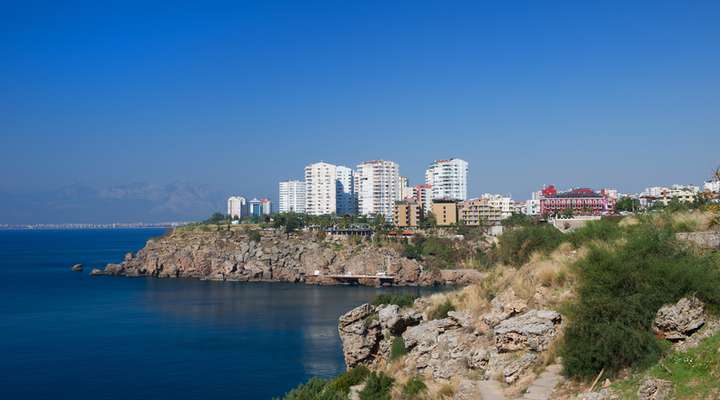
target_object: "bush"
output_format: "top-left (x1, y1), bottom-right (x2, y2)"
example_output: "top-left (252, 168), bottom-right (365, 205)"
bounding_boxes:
top-left (359, 372), bottom-right (394, 400)
top-left (497, 224), bottom-right (564, 266)
top-left (567, 218), bottom-right (623, 248)
top-left (401, 376), bottom-right (427, 399)
top-left (248, 230), bottom-right (262, 242)
top-left (372, 293), bottom-right (417, 308)
top-left (275, 366), bottom-right (370, 400)
top-left (561, 222), bottom-right (720, 379)
top-left (390, 336), bottom-right (407, 360)
top-left (428, 299), bottom-right (455, 320)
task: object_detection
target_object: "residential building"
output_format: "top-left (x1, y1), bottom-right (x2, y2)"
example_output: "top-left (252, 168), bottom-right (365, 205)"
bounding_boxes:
top-left (393, 200), bottom-right (423, 227)
top-left (431, 199), bottom-right (458, 226)
top-left (356, 160), bottom-right (400, 220)
top-left (539, 186), bottom-right (616, 216)
top-left (399, 176), bottom-right (409, 199)
top-left (402, 185), bottom-right (416, 201)
top-left (703, 180), bottom-right (719, 193)
top-left (227, 196), bottom-right (248, 219)
top-left (481, 194), bottom-right (514, 219)
top-left (523, 191), bottom-right (542, 216)
top-left (639, 185), bottom-right (700, 207)
top-left (279, 180), bottom-right (306, 213)
top-left (249, 198), bottom-right (272, 217)
top-left (425, 158), bottom-right (468, 201)
top-left (414, 184), bottom-right (433, 214)
top-left (335, 165), bottom-right (357, 215)
top-left (458, 198), bottom-right (503, 226)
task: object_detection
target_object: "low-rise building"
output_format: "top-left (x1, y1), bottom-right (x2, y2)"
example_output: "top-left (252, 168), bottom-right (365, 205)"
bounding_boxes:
top-left (539, 186), bottom-right (616, 216)
top-left (431, 199), bottom-right (458, 226)
top-left (393, 200), bottom-right (423, 227)
top-left (639, 185), bottom-right (700, 207)
top-left (458, 198), bottom-right (503, 226)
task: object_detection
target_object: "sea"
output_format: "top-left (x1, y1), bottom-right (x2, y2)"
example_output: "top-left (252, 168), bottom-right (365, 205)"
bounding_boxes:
top-left (0, 229), bottom-right (439, 399)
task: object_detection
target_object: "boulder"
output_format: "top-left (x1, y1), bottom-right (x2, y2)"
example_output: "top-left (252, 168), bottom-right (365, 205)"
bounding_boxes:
top-left (653, 297), bottom-right (705, 341)
top-left (494, 309), bottom-right (561, 352)
top-left (377, 304), bottom-right (422, 335)
top-left (104, 263), bottom-right (125, 276)
top-left (503, 352), bottom-right (537, 383)
top-left (338, 304), bottom-right (382, 368)
top-left (637, 378), bottom-right (673, 400)
top-left (71, 264), bottom-right (83, 272)
top-left (90, 268), bottom-right (104, 276)
top-left (482, 288), bottom-right (528, 327)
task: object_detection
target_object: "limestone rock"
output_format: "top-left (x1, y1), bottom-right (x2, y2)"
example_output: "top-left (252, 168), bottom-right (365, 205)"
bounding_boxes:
top-left (338, 304), bottom-right (381, 368)
top-left (494, 309), bottom-right (561, 352)
top-left (637, 378), bottom-right (673, 400)
top-left (653, 297), bottom-right (705, 341)
top-left (71, 264), bottom-right (83, 272)
top-left (503, 352), bottom-right (537, 383)
top-left (482, 288), bottom-right (528, 327)
top-left (90, 268), bottom-right (104, 276)
top-left (377, 304), bottom-right (422, 335)
top-left (576, 389), bottom-right (619, 400)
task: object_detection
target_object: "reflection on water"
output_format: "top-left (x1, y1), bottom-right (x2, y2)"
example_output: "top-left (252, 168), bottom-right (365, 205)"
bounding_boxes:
top-left (140, 279), bottom-right (440, 376)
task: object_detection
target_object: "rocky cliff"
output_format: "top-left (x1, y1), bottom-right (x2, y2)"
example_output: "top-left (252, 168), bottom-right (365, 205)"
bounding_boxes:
top-left (96, 227), bottom-right (477, 286)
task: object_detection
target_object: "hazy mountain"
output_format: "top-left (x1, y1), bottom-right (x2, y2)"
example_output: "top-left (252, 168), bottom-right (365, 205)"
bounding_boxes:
top-left (0, 182), bottom-right (227, 224)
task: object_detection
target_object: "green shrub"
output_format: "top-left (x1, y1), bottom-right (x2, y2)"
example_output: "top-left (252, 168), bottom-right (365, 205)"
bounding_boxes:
top-left (390, 336), bottom-right (407, 360)
top-left (248, 230), bottom-right (262, 242)
top-left (325, 365), bottom-right (370, 396)
top-left (428, 299), bottom-right (455, 320)
top-left (359, 372), bottom-right (394, 400)
top-left (567, 218), bottom-right (623, 248)
top-left (401, 376), bottom-right (427, 399)
top-left (275, 366), bottom-right (370, 400)
top-left (372, 293), bottom-right (417, 308)
top-left (497, 224), bottom-right (564, 266)
top-left (277, 377), bottom-right (328, 400)
top-left (561, 222), bottom-right (720, 379)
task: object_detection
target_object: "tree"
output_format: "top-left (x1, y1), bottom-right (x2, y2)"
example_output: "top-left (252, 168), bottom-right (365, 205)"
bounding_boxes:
top-left (205, 212), bottom-right (227, 224)
top-left (616, 196), bottom-right (639, 212)
top-left (420, 212), bottom-right (437, 230)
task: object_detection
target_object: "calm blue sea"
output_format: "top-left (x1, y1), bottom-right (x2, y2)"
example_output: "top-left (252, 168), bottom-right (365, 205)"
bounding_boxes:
top-left (0, 229), bottom-right (437, 400)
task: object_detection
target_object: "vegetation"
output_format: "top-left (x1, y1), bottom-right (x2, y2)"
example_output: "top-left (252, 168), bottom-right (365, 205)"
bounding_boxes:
top-left (390, 336), bottom-right (407, 360)
top-left (275, 366), bottom-right (370, 400)
top-left (497, 224), bottom-right (564, 266)
top-left (401, 376), bottom-right (427, 399)
top-left (372, 293), bottom-right (418, 308)
top-left (561, 219), bottom-right (720, 379)
top-left (248, 229), bottom-right (262, 242)
top-left (616, 196), bottom-right (640, 212)
top-left (428, 299), bottom-right (455, 320)
top-left (358, 372), bottom-right (394, 400)
top-left (566, 218), bottom-right (623, 248)
top-left (612, 332), bottom-right (720, 399)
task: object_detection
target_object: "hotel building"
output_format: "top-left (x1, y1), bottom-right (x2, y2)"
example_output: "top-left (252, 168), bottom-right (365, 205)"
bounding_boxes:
top-left (279, 180), bottom-right (306, 213)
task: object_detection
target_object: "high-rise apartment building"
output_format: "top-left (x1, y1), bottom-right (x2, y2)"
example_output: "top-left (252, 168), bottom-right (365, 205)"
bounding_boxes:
top-left (279, 180), bottom-right (306, 213)
top-left (227, 196), bottom-right (247, 219)
top-left (356, 160), bottom-right (400, 220)
top-left (425, 158), bottom-right (468, 201)
top-left (249, 198), bottom-right (272, 217)
top-left (304, 162), bottom-right (357, 215)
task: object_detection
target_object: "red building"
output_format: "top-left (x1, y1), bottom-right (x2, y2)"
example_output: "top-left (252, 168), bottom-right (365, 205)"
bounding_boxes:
top-left (540, 186), bottom-right (615, 216)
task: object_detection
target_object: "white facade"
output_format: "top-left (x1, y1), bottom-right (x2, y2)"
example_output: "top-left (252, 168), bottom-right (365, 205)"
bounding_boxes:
top-left (303, 162), bottom-right (356, 215)
top-left (425, 158), bottom-right (468, 201)
top-left (227, 196), bottom-right (247, 219)
top-left (279, 180), bottom-right (306, 213)
top-left (523, 191), bottom-right (542, 216)
top-left (704, 180), bottom-right (720, 193)
top-left (481, 193), bottom-right (514, 219)
top-left (356, 160), bottom-right (400, 220)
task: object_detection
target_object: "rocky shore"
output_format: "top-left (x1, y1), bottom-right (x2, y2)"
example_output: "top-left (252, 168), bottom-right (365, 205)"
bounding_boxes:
top-left (94, 227), bottom-right (483, 286)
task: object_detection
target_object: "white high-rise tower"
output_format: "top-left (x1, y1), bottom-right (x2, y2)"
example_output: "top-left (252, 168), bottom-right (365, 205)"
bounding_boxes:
top-left (425, 158), bottom-right (468, 201)
top-left (356, 160), bottom-right (400, 220)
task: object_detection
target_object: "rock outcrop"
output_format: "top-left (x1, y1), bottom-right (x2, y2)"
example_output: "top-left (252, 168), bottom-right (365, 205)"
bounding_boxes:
top-left (676, 231), bottom-right (720, 250)
top-left (71, 264), bottom-right (83, 272)
top-left (338, 300), bottom-right (563, 389)
top-left (653, 296), bottom-right (705, 341)
top-left (97, 228), bottom-right (467, 286)
top-left (637, 378), bottom-right (673, 400)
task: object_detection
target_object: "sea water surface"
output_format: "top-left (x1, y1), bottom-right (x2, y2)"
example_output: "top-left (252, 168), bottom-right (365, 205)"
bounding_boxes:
top-left (0, 229), bottom-right (440, 399)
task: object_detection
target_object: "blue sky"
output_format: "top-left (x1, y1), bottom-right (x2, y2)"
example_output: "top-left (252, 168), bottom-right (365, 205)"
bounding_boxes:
top-left (1, 0), bottom-right (719, 206)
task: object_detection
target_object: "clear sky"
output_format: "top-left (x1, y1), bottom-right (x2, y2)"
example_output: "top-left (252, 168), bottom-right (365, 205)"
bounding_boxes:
top-left (2, 0), bottom-right (719, 205)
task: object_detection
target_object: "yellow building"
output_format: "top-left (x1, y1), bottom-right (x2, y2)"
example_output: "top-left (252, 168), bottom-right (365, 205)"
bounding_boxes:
top-left (393, 201), bottom-right (422, 227)
top-left (431, 199), bottom-right (458, 226)
top-left (458, 198), bottom-right (503, 226)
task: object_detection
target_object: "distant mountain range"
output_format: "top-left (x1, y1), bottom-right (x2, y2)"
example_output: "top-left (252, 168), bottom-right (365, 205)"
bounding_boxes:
top-left (0, 182), bottom-right (227, 224)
